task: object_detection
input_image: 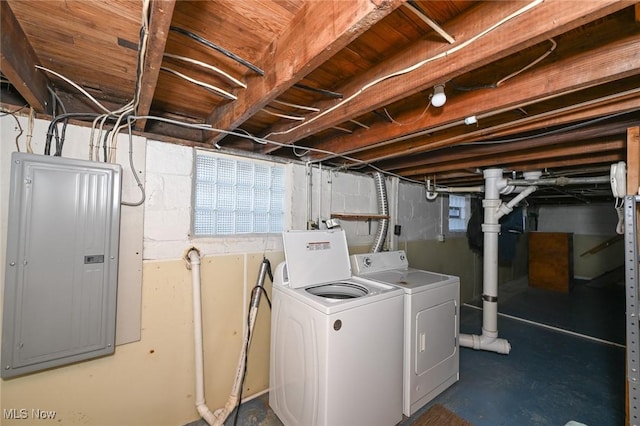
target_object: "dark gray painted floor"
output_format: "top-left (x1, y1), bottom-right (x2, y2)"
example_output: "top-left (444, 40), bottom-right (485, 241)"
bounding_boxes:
top-left (187, 277), bottom-right (626, 426)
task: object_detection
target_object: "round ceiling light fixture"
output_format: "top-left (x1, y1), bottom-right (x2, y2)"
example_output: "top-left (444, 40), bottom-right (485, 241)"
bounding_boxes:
top-left (431, 84), bottom-right (446, 107)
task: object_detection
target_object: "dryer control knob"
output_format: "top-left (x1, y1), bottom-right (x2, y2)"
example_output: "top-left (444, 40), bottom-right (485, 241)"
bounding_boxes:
top-left (363, 257), bottom-right (372, 267)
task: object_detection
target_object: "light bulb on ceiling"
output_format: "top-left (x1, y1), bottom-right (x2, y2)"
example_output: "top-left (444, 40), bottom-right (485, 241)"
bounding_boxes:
top-left (430, 84), bottom-right (446, 107)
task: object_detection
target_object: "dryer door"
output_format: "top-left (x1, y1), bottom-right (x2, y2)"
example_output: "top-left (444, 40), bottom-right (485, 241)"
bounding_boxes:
top-left (415, 300), bottom-right (457, 376)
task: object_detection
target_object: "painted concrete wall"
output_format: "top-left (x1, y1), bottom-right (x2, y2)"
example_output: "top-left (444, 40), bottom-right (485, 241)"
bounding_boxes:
top-left (0, 117), bottom-right (518, 425)
top-left (0, 116), bottom-right (146, 346)
top-left (0, 119), bottom-right (450, 425)
top-left (536, 204), bottom-right (623, 279)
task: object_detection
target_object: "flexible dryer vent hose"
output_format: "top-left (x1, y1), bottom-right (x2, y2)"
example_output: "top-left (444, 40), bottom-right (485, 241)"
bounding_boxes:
top-left (370, 172), bottom-right (389, 253)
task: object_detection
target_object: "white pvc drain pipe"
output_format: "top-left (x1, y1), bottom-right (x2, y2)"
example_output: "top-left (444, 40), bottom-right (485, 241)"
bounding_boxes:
top-left (459, 169), bottom-right (537, 355)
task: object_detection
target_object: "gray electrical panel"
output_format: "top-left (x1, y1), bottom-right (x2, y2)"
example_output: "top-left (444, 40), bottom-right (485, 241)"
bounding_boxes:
top-left (2, 152), bottom-right (121, 378)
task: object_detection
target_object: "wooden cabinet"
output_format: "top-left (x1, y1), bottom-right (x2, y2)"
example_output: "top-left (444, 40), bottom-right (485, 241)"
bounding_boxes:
top-left (528, 232), bottom-right (574, 292)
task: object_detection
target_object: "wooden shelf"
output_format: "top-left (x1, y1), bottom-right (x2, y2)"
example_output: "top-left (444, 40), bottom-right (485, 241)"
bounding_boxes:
top-left (330, 213), bottom-right (389, 221)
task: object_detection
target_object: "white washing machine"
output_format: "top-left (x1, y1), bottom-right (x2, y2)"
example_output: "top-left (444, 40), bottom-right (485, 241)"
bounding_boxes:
top-left (350, 250), bottom-right (460, 417)
top-left (269, 229), bottom-right (404, 426)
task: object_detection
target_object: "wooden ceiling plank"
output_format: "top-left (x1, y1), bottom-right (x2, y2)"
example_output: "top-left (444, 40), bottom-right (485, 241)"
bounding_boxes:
top-left (400, 138), bottom-right (624, 177)
top-left (205, 0), bottom-right (406, 145)
top-left (381, 119), bottom-right (639, 171)
top-left (328, 90), bottom-right (640, 171)
top-left (495, 154), bottom-right (624, 174)
top-left (263, 0), bottom-right (633, 148)
top-left (352, 89), bottom-right (640, 164)
top-left (0, 1), bottom-right (50, 112)
top-left (471, 93), bottom-right (640, 142)
top-left (407, 162), bottom-right (618, 182)
top-left (134, 0), bottom-right (176, 131)
top-left (313, 28), bottom-right (640, 160)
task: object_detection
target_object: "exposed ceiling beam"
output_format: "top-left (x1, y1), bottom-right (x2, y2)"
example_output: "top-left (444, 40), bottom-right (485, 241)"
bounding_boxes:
top-left (205, 0), bottom-right (406, 145)
top-left (380, 119), bottom-right (638, 171)
top-left (475, 89), bottom-right (640, 141)
top-left (401, 138), bottom-right (624, 177)
top-left (262, 0), bottom-right (633, 149)
top-left (0, 1), bottom-right (50, 112)
top-left (134, 0), bottom-right (176, 131)
top-left (348, 88), bottom-right (640, 165)
top-left (310, 22), bottom-right (640, 161)
top-left (499, 153), bottom-right (624, 173)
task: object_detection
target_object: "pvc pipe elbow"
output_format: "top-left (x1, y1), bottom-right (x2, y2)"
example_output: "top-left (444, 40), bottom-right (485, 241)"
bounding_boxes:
top-left (482, 337), bottom-right (511, 354)
top-left (497, 203), bottom-right (513, 218)
top-left (499, 184), bottom-right (516, 195)
top-left (197, 404), bottom-right (218, 426)
top-left (459, 333), bottom-right (511, 355)
top-left (189, 250), bottom-right (201, 264)
top-left (184, 246), bottom-right (202, 269)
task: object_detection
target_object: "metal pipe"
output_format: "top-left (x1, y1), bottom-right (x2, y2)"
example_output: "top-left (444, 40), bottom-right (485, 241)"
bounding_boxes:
top-left (506, 175), bottom-right (610, 186)
top-left (437, 185), bottom-right (485, 193)
top-left (306, 162), bottom-right (313, 227)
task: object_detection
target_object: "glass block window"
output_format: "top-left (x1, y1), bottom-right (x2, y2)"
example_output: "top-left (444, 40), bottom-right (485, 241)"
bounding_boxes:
top-left (193, 153), bottom-right (285, 236)
top-left (448, 194), bottom-right (468, 232)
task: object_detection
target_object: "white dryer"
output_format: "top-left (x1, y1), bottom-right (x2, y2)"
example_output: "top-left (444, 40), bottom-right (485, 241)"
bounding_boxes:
top-left (350, 250), bottom-right (460, 417)
top-left (269, 229), bottom-right (404, 426)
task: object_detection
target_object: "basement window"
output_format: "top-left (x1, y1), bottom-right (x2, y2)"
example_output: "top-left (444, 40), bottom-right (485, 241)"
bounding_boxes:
top-left (193, 152), bottom-right (285, 236)
top-left (448, 194), bottom-right (468, 232)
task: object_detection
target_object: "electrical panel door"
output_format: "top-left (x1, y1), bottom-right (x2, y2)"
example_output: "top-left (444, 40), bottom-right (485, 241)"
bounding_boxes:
top-left (2, 152), bottom-right (121, 378)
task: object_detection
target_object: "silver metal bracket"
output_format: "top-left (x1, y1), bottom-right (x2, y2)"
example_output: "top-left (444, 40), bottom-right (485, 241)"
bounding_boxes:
top-left (625, 195), bottom-right (640, 425)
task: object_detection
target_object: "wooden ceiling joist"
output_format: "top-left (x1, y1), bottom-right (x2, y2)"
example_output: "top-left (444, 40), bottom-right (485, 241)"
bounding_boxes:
top-left (311, 26), bottom-right (640, 162)
top-left (379, 118), bottom-right (639, 172)
top-left (205, 0), bottom-right (407, 145)
top-left (0, 0), bottom-right (636, 202)
top-left (0, 1), bottom-right (50, 112)
top-left (348, 89), bottom-right (640, 166)
top-left (262, 0), bottom-right (631, 149)
top-left (134, 0), bottom-right (176, 131)
top-left (399, 137), bottom-right (625, 177)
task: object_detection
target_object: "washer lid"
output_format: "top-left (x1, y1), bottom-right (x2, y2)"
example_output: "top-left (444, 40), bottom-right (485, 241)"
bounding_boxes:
top-left (362, 269), bottom-right (456, 293)
top-left (282, 229), bottom-right (351, 288)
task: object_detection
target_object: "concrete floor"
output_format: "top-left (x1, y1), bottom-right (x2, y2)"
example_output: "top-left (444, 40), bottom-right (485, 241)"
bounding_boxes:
top-left (187, 276), bottom-right (625, 426)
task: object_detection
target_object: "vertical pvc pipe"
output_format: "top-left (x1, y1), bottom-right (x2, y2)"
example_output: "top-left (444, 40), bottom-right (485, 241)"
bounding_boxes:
top-left (481, 169), bottom-right (503, 338)
top-left (187, 249), bottom-right (218, 425)
top-left (459, 169), bottom-right (511, 354)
